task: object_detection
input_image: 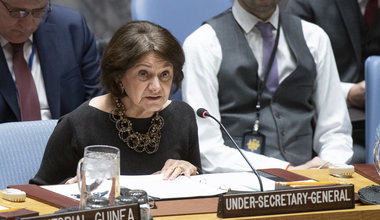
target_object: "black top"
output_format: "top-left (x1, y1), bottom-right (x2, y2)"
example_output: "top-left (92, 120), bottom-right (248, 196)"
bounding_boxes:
top-left (30, 100), bottom-right (201, 185)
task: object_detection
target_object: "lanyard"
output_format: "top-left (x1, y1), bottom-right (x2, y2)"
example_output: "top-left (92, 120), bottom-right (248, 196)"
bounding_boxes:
top-left (253, 15), bottom-right (281, 133)
top-left (28, 44), bottom-right (35, 70)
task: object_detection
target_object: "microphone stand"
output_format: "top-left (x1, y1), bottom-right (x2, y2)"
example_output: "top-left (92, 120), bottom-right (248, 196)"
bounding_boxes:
top-left (197, 109), bottom-right (264, 192)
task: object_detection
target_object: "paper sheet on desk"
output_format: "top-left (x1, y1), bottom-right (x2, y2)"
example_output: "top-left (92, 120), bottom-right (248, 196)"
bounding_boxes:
top-left (41, 176), bottom-right (222, 201)
top-left (42, 172), bottom-right (275, 200)
top-left (120, 172), bottom-right (275, 199)
top-left (42, 184), bottom-right (80, 201)
top-left (120, 174), bottom-right (224, 199)
top-left (190, 172), bottom-right (275, 192)
top-left (0, 205), bottom-right (9, 210)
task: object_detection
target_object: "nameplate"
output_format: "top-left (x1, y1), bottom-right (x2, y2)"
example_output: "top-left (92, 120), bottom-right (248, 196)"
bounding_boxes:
top-left (21, 204), bottom-right (140, 220)
top-left (217, 184), bottom-right (355, 218)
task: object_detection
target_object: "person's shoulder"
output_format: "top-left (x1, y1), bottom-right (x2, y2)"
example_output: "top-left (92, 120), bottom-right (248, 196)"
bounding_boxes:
top-left (295, 16), bottom-right (333, 60)
top-left (51, 4), bottom-right (81, 16)
top-left (183, 23), bottom-right (221, 60)
top-left (165, 101), bottom-right (197, 126)
top-left (288, 0), bottom-right (331, 9)
top-left (60, 100), bottom-right (93, 122)
top-left (172, 100), bottom-right (193, 109)
top-left (183, 23), bottom-right (216, 47)
top-left (166, 100), bottom-right (196, 116)
top-left (45, 4), bottom-right (83, 24)
top-left (186, 23), bottom-right (215, 39)
top-left (299, 18), bottom-right (330, 42)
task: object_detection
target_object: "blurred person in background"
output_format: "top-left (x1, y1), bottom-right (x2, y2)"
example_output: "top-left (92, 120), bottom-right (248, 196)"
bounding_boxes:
top-left (286, 0), bottom-right (380, 163)
top-left (0, 0), bottom-right (101, 123)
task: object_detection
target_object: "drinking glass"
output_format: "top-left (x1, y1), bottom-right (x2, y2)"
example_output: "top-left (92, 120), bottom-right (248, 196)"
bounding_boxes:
top-left (373, 126), bottom-right (380, 176)
top-left (127, 189), bottom-right (151, 220)
top-left (374, 140), bottom-right (380, 176)
top-left (77, 145), bottom-right (120, 209)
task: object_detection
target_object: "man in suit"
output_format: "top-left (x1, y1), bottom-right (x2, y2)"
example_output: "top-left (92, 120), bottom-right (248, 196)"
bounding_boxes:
top-left (0, 0), bottom-right (101, 123)
top-left (286, 0), bottom-right (380, 163)
top-left (182, 0), bottom-right (353, 172)
top-left (286, 0), bottom-right (380, 109)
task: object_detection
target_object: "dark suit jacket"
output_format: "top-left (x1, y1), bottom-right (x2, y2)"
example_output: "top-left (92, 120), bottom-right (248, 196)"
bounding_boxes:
top-left (285, 0), bottom-right (380, 83)
top-left (0, 5), bottom-right (101, 123)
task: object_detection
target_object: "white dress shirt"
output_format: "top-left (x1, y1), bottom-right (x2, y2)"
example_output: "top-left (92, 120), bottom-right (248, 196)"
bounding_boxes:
top-left (182, 0), bottom-right (353, 173)
top-left (358, 0), bottom-right (380, 15)
top-left (0, 36), bottom-right (52, 120)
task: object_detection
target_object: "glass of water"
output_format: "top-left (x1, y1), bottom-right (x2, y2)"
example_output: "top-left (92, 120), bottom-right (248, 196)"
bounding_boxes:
top-left (373, 126), bottom-right (380, 176)
top-left (77, 145), bottom-right (120, 209)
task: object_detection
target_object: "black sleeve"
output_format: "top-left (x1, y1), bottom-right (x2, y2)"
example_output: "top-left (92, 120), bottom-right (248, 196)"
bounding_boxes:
top-left (29, 116), bottom-right (82, 185)
top-left (184, 105), bottom-right (202, 173)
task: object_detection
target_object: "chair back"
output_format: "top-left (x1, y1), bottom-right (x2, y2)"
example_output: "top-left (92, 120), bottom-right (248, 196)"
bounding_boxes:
top-left (365, 56), bottom-right (380, 163)
top-left (0, 120), bottom-right (57, 189)
top-left (96, 38), bottom-right (111, 60)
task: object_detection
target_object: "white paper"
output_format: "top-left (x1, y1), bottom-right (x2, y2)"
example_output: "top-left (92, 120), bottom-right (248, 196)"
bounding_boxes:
top-left (0, 205), bottom-right (9, 210)
top-left (190, 172), bottom-right (275, 192)
top-left (119, 174), bottom-right (225, 199)
top-left (42, 184), bottom-right (80, 201)
top-left (42, 172), bottom-right (275, 200)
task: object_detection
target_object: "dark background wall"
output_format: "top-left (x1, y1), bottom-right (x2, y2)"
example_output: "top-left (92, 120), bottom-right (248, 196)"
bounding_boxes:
top-left (52, 0), bottom-right (131, 40)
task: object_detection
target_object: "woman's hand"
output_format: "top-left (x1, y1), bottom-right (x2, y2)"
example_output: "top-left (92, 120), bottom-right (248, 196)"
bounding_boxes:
top-left (159, 159), bottom-right (198, 180)
top-left (287, 157), bottom-right (331, 170)
top-left (65, 176), bottom-right (78, 184)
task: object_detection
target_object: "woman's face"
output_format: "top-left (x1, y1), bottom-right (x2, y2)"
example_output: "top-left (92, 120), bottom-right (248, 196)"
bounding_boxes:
top-left (120, 52), bottom-right (173, 118)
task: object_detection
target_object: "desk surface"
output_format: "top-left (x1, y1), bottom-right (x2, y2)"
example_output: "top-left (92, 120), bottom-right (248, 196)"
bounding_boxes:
top-left (1, 169), bottom-right (379, 219)
top-left (155, 169), bottom-right (380, 220)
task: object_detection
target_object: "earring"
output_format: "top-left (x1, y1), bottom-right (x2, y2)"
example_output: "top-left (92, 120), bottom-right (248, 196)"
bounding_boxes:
top-left (119, 82), bottom-right (126, 96)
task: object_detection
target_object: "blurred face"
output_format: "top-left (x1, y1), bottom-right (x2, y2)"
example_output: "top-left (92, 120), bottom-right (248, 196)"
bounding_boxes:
top-left (120, 52), bottom-right (173, 118)
top-left (238, 0), bottom-right (278, 20)
top-left (0, 0), bottom-right (48, 43)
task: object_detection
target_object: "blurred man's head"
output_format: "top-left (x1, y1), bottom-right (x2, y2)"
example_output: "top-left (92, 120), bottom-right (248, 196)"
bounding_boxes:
top-left (238, 0), bottom-right (280, 20)
top-left (0, 0), bottom-right (49, 43)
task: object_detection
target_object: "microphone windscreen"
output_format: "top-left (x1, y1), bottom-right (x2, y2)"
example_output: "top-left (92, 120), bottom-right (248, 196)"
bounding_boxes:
top-left (196, 108), bottom-right (208, 118)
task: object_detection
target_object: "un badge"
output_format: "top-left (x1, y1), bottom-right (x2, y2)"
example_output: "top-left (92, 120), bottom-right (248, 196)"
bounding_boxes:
top-left (242, 131), bottom-right (265, 154)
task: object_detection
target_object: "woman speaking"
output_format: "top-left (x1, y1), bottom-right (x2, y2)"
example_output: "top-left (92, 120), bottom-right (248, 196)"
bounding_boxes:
top-left (30, 21), bottom-right (201, 185)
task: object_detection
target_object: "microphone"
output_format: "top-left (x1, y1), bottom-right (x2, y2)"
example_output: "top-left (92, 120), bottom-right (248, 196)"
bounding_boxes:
top-left (196, 108), bottom-right (264, 192)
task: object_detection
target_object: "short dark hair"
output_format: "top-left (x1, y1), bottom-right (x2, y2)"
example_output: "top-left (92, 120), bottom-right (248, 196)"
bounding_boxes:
top-left (101, 20), bottom-right (184, 98)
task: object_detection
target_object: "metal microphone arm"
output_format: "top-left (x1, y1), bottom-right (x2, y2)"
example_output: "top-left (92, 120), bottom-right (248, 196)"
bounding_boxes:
top-left (197, 108), bottom-right (264, 192)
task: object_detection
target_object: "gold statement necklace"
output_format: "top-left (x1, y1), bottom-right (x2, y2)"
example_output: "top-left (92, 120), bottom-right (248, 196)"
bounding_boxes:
top-left (110, 96), bottom-right (164, 154)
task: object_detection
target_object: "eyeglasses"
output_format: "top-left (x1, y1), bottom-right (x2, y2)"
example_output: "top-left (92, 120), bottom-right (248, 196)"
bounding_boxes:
top-left (0, 0), bottom-right (51, 18)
